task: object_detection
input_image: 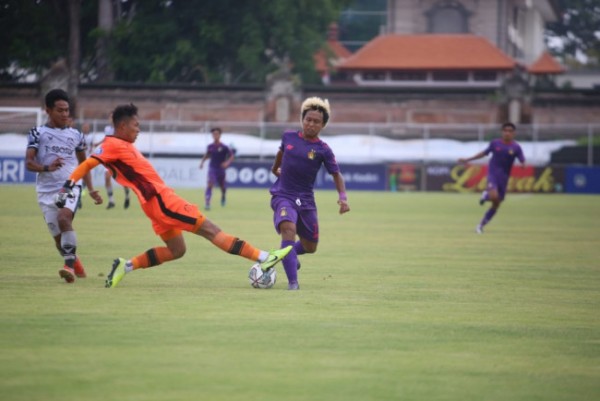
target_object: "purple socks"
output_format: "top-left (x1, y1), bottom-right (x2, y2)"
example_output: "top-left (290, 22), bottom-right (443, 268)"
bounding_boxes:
top-left (480, 207), bottom-right (497, 227)
top-left (281, 240), bottom-right (298, 284)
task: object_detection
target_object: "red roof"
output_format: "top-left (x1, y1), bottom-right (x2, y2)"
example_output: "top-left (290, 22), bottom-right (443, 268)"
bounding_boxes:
top-left (528, 51), bottom-right (565, 74)
top-left (314, 40), bottom-right (352, 74)
top-left (338, 34), bottom-right (516, 71)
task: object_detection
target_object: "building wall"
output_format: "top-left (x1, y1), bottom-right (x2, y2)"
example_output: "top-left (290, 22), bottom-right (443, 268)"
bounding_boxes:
top-left (2, 84), bottom-right (599, 127)
top-left (385, 0), bottom-right (549, 64)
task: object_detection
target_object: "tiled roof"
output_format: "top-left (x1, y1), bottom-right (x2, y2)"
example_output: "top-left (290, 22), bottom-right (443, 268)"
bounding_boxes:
top-left (314, 40), bottom-right (353, 74)
top-left (338, 34), bottom-right (516, 71)
top-left (528, 51), bottom-right (565, 74)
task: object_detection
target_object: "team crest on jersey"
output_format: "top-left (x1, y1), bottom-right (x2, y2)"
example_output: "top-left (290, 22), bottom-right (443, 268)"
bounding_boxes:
top-left (286, 144), bottom-right (294, 150)
top-left (308, 149), bottom-right (316, 160)
top-left (280, 207), bottom-right (287, 217)
top-left (509, 149), bottom-right (514, 155)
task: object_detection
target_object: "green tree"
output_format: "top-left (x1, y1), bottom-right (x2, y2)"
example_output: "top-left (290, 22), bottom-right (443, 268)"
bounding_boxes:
top-left (107, 0), bottom-right (352, 84)
top-left (1, 0), bottom-right (350, 84)
top-left (546, 0), bottom-right (600, 65)
top-left (0, 0), bottom-right (98, 83)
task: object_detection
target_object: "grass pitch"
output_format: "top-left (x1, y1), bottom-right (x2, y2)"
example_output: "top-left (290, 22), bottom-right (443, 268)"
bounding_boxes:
top-left (1, 186), bottom-right (599, 401)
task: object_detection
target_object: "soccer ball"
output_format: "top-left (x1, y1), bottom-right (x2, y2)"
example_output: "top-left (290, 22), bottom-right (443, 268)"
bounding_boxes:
top-left (248, 263), bottom-right (277, 289)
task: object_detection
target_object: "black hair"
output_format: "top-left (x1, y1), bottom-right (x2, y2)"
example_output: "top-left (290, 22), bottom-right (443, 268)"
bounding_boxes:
top-left (302, 106), bottom-right (329, 125)
top-left (112, 103), bottom-right (138, 126)
top-left (502, 122), bottom-right (516, 130)
top-left (45, 89), bottom-right (69, 109)
top-left (210, 127), bottom-right (222, 134)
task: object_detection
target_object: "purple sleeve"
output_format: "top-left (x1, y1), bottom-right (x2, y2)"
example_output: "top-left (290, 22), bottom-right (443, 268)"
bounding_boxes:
top-left (517, 144), bottom-right (525, 163)
top-left (322, 143), bottom-right (340, 175)
top-left (483, 140), bottom-right (494, 155)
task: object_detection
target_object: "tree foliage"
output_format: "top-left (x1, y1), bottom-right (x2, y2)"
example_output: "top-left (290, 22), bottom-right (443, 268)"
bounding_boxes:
top-left (0, 0), bottom-right (97, 82)
top-left (546, 0), bottom-right (600, 64)
top-left (1, 0), bottom-right (351, 84)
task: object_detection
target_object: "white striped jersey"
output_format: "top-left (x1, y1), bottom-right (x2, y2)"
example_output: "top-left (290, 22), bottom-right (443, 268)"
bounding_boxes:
top-left (27, 125), bottom-right (86, 193)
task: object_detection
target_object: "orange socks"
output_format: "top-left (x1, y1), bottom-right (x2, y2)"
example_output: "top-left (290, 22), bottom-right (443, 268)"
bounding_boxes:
top-left (131, 247), bottom-right (174, 269)
top-left (212, 231), bottom-right (260, 261)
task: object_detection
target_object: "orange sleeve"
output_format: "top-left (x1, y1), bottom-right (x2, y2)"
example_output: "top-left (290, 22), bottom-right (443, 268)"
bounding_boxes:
top-left (70, 157), bottom-right (101, 182)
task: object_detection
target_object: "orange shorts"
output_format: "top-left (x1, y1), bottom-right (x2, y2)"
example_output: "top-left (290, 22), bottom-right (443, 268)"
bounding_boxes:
top-left (141, 188), bottom-right (206, 240)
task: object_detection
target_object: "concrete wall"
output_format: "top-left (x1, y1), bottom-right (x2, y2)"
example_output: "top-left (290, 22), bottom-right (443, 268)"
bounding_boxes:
top-left (1, 83), bottom-right (599, 126)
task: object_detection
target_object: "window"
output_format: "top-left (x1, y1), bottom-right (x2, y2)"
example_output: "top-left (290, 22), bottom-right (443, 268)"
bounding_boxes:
top-left (391, 71), bottom-right (427, 81)
top-left (363, 71), bottom-right (386, 81)
top-left (432, 70), bottom-right (468, 81)
top-left (473, 71), bottom-right (497, 81)
top-left (426, 1), bottom-right (470, 33)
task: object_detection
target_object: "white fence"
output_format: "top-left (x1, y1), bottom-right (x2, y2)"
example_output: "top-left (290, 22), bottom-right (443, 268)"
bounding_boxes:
top-left (1, 114), bottom-right (597, 166)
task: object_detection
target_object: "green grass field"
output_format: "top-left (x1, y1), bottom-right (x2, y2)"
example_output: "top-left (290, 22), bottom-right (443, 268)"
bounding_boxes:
top-left (1, 186), bottom-right (599, 401)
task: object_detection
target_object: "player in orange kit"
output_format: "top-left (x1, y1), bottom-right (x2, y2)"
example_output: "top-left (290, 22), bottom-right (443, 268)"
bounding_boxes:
top-left (55, 103), bottom-right (290, 288)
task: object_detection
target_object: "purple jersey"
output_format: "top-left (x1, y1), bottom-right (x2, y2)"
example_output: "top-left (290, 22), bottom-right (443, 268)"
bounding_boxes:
top-left (484, 138), bottom-right (525, 180)
top-left (206, 142), bottom-right (233, 170)
top-left (270, 130), bottom-right (341, 207)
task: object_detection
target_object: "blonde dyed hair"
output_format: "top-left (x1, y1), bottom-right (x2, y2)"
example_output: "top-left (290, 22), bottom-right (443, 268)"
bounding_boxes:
top-left (300, 97), bottom-right (331, 127)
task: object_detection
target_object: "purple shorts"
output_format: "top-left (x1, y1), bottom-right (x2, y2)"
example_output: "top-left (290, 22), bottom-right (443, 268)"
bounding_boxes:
top-left (208, 168), bottom-right (226, 187)
top-left (271, 196), bottom-right (319, 243)
top-left (486, 174), bottom-right (507, 201)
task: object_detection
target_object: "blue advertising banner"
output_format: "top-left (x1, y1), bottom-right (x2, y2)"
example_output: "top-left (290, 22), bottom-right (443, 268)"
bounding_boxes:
top-left (225, 161), bottom-right (387, 190)
top-left (565, 167), bottom-right (600, 194)
top-left (318, 163), bottom-right (387, 191)
top-left (0, 157), bottom-right (37, 184)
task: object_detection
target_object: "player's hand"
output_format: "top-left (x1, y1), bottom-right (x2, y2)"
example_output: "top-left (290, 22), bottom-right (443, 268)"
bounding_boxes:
top-left (54, 180), bottom-right (75, 208)
top-left (54, 188), bottom-right (75, 208)
top-left (89, 190), bottom-right (103, 205)
top-left (47, 157), bottom-right (65, 172)
top-left (337, 199), bottom-right (350, 214)
top-left (458, 158), bottom-right (467, 164)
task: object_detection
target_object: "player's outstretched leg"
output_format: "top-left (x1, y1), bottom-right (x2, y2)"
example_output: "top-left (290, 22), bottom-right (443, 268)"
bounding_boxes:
top-left (106, 258), bottom-right (127, 288)
top-left (260, 245), bottom-right (292, 271)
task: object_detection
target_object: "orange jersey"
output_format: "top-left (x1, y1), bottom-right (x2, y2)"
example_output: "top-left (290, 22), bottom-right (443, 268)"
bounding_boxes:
top-left (91, 136), bottom-right (168, 204)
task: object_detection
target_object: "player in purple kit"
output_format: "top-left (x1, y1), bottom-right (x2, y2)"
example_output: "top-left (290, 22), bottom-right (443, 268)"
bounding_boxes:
top-left (199, 127), bottom-right (234, 210)
top-left (270, 97), bottom-right (350, 290)
top-left (458, 122), bottom-right (525, 234)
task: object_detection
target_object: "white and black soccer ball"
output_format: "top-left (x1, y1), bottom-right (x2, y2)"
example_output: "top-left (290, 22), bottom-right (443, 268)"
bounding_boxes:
top-left (248, 263), bottom-right (277, 289)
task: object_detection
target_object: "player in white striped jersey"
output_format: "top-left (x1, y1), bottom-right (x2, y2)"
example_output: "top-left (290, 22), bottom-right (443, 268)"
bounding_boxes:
top-left (25, 89), bottom-right (103, 283)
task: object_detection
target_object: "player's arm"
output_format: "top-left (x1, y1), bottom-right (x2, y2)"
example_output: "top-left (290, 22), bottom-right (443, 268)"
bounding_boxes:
top-left (76, 151), bottom-right (103, 205)
top-left (518, 147), bottom-right (526, 165)
top-left (332, 172), bottom-right (350, 215)
top-left (458, 151), bottom-right (486, 164)
top-left (25, 147), bottom-right (63, 173)
top-left (271, 150), bottom-right (283, 177)
top-left (55, 157), bottom-right (102, 207)
top-left (222, 149), bottom-right (235, 168)
top-left (199, 147), bottom-right (210, 168)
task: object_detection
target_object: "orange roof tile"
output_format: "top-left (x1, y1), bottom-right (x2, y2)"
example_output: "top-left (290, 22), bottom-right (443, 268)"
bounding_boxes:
top-left (314, 40), bottom-right (353, 74)
top-left (338, 34), bottom-right (516, 71)
top-left (528, 51), bottom-right (565, 74)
